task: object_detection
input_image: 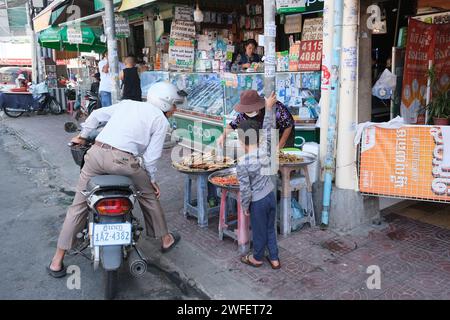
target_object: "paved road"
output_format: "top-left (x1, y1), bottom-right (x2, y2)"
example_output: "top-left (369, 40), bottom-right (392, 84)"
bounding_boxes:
top-left (0, 125), bottom-right (196, 300)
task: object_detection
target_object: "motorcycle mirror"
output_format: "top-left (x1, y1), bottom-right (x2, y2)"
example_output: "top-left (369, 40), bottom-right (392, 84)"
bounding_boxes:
top-left (64, 122), bottom-right (78, 133)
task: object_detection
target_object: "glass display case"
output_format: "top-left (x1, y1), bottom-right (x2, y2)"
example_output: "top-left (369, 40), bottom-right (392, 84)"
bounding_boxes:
top-left (140, 71), bottom-right (170, 98)
top-left (223, 71), bottom-right (321, 123)
top-left (169, 72), bottom-right (224, 117)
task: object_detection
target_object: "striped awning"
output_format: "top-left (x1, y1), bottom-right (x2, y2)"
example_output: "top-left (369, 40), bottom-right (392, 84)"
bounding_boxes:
top-left (33, 0), bottom-right (67, 33)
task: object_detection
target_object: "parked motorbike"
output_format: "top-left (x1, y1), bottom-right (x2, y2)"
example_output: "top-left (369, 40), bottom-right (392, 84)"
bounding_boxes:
top-left (74, 90), bottom-right (99, 121)
top-left (66, 122), bottom-right (147, 300)
top-left (3, 81), bottom-right (62, 118)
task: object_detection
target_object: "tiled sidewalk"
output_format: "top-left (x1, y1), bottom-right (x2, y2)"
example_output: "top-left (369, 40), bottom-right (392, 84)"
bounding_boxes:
top-left (166, 207), bottom-right (450, 300)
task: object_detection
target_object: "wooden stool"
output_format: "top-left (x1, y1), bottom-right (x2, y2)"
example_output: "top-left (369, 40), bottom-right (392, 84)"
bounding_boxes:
top-left (218, 187), bottom-right (250, 254)
top-left (183, 172), bottom-right (219, 228)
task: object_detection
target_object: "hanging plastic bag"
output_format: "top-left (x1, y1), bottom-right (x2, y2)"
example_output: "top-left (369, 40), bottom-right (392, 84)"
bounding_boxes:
top-left (372, 68), bottom-right (397, 100)
top-left (291, 198), bottom-right (304, 220)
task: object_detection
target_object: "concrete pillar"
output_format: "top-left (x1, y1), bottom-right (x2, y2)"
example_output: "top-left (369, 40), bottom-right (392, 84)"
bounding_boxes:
top-left (143, 10), bottom-right (156, 68)
top-left (313, 0), bottom-right (380, 232)
top-left (335, 0), bottom-right (358, 190)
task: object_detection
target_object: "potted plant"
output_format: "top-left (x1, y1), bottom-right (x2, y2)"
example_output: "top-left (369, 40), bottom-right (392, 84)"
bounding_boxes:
top-left (426, 66), bottom-right (450, 125)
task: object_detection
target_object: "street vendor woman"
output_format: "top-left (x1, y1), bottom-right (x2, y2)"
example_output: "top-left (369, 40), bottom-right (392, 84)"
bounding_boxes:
top-left (217, 90), bottom-right (295, 149)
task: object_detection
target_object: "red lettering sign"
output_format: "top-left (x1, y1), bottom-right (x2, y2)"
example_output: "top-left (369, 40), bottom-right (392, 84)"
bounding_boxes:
top-left (298, 40), bottom-right (322, 71)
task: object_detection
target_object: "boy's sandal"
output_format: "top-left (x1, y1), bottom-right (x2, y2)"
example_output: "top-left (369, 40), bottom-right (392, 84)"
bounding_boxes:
top-left (241, 253), bottom-right (263, 268)
top-left (46, 263), bottom-right (67, 278)
top-left (266, 257), bottom-right (281, 270)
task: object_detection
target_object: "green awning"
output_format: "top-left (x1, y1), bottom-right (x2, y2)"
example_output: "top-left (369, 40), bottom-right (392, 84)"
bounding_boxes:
top-left (38, 25), bottom-right (107, 54)
top-left (94, 0), bottom-right (122, 11)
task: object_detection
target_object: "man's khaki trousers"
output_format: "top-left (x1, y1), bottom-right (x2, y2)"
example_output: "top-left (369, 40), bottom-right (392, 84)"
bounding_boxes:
top-left (57, 144), bottom-right (168, 250)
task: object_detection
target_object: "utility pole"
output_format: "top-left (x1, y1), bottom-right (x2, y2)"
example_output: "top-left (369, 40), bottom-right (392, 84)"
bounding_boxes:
top-left (26, 0), bottom-right (38, 83)
top-left (104, 0), bottom-right (120, 104)
top-left (263, 0), bottom-right (276, 98)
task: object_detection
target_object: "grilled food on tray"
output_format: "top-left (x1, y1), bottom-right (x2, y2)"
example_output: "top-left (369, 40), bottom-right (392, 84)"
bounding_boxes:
top-left (278, 152), bottom-right (304, 164)
top-left (210, 175), bottom-right (239, 186)
top-left (173, 151), bottom-right (234, 172)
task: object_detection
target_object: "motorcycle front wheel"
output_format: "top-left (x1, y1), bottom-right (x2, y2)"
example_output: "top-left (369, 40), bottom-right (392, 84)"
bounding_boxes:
top-left (3, 107), bottom-right (24, 118)
top-left (104, 270), bottom-right (118, 300)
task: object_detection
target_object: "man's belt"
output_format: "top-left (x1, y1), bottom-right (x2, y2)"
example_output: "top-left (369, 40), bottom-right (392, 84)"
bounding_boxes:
top-left (94, 141), bottom-right (133, 156)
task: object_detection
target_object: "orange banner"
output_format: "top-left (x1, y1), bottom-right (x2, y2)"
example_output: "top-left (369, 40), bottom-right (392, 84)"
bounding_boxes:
top-left (359, 126), bottom-right (450, 202)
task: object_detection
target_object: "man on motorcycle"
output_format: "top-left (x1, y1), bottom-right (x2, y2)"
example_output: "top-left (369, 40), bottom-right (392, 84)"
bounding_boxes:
top-left (47, 82), bottom-right (184, 277)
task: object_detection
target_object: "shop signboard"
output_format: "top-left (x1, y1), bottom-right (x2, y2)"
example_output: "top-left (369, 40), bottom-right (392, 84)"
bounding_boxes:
top-left (170, 20), bottom-right (196, 41)
top-left (277, 0), bottom-right (324, 14)
top-left (67, 26), bottom-right (83, 44)
top-left (168, 39), bottom-right (195, 72)
top-left (277, 0), bottom-right (324, 13)
top-left (298, 40), bottom-right (322, 71)
top-left (359, 126), bottom-right (450, 203)
top-left (284, 13), bottom-right (302, 34)
top-left (301, 17), bottom-right (323, 40)
top-left (400, 19), bottom-right (436, 124)
top-left (174, 6), bottom-right (193, 21)
top-left (115, 15), bottom-right (130, 38)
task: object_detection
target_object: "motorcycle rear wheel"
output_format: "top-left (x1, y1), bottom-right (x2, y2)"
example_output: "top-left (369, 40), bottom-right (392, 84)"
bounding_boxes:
top-left (48, 98), bottom-right (62, 115)
top-left (3, 108), bottom-right (24, 118)
top-left (104, 270), bottom-right (118, 300)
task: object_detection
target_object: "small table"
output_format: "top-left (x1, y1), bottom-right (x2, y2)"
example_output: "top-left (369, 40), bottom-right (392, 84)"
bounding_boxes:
top-left (279, 160), bottom-right (316, 236)
top-left (182, 171), bottom-right (220, 228)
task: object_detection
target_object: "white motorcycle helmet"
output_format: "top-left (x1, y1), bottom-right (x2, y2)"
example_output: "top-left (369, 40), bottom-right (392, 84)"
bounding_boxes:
top-left (146, 82), bottom-right (187, 112)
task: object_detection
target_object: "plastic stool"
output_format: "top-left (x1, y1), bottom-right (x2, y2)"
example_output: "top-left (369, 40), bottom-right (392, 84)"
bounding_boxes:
top-left (218, 188), bottom-right (250, 254)
top-left (183, 172), bottom-right (220, 228)
top-left (66, 100), bottom-right (75, 115)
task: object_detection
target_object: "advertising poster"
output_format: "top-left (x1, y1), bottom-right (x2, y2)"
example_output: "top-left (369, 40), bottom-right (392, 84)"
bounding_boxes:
top-left (301, 17), bottom-right (323, 41)
top-left (400, 19), bottom-right (436, 124)
top-left (169, 39), bottom-right (195, 72)
top-left (298, 40), bottom-right (322, 71)
top-left (170, 20), bottom-right (196, 41)
top-left (359, 126), bottom-right (450, 202)
top-left (433, 22), bottom-right (450, 95)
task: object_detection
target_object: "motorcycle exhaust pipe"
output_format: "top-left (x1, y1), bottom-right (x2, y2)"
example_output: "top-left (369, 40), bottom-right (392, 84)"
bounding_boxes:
top-left (128, 247), bottom-right (147, 277)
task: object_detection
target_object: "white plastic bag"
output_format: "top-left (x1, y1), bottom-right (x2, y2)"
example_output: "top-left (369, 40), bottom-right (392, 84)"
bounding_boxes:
top-left (372, 69), bottom-right (396, 99)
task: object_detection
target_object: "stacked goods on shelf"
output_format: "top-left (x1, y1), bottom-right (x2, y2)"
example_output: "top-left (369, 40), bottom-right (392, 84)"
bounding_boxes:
top-left (195, 31), bottom-right (232, 72)
top-left (276, 51), bottom-right (289, 72)
top-left (288, 42), bottom-right (301, 71)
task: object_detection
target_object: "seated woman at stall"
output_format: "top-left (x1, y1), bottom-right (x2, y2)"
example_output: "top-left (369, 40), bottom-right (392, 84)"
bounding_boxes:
top-left (233, 39), bottom-right (262, 71)
top-left (217, 90), bottom-right (295, 149)
top-left (10, 74), bottom-right (29, 93)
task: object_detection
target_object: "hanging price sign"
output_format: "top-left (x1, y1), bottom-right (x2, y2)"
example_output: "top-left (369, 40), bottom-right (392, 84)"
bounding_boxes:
top-left (298, 40), bottom-right (322, 71)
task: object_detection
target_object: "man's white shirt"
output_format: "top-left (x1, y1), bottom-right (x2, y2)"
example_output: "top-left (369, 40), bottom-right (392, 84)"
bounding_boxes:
top-left (80, 100), bottom-right (169, 183)
top-left (98, 59), bottom-right (125, 93)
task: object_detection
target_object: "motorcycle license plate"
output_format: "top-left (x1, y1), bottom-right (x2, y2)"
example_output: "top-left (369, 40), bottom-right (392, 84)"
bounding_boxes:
top-left (93, 223), bottom-right (132, 246)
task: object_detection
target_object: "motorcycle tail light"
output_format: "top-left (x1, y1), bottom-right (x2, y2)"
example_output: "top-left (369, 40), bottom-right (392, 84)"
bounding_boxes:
top-left (95, 198), bottom-right (131, 216)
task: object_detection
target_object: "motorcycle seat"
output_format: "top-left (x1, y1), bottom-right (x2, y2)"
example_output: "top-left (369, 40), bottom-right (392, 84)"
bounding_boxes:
top-left (86, 175), bottom-right (133, 192)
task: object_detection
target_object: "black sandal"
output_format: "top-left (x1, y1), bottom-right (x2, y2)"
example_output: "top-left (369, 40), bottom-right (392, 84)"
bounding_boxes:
top-left (241, 253), bottom-right (263, 268)
top-left (46, 263), bottom-right (67, 278)
top-left (161, 232), bottom-right (181, 253)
